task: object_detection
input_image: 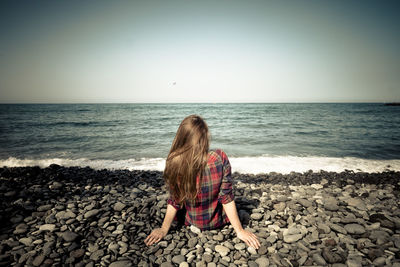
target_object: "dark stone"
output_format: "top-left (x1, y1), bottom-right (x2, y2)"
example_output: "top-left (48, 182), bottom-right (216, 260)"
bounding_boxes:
top-left (258, 245), bottom-right (268, 255)
top-left (70, 249), bottom-right (85, 258)
top-left (368, 248), bottom-right (384, 261)
top-left (322, 248), bottom-right (344, 263)
top-left (32, 254), bottom-right (45, 266)
top-left (324, 239), bottom-right (337, 246)
top-left (61, 231), bottom-right (79, 242)
top-left (369, 213), bottom-right (395, 230)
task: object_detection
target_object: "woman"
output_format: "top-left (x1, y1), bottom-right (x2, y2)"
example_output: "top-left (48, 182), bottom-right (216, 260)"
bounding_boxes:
top-left (144, 115), bottom-right (260, 249)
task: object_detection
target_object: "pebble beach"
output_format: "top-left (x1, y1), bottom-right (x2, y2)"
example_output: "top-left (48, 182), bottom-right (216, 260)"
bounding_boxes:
top-left (1, 165), bottom-right (400, 267)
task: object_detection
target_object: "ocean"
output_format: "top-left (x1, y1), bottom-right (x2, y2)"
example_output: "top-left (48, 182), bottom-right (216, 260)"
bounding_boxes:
top-left (1, 103), bottom-right (399, 174)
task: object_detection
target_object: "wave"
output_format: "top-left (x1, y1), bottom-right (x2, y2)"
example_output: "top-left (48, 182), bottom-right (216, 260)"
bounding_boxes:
top-left (1, 156), bottom-right (400, 174)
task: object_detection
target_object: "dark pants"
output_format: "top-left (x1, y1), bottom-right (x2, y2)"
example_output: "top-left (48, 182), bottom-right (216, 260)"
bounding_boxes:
top-left (176, 207), bottom-right (186, 226)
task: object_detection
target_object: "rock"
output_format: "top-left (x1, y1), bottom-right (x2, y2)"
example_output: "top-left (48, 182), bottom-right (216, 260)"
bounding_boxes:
top-left (158, 241), bottom-right (168, 247)
top-left (322, 248), bottom-right (344, 263)
top-left (203, 253), bottom-right (213, 263)
top-left (14, 223), bottom-right (28, 234)
top-left (84, 209), bottom-right (100, 219)
top-left (324, 238), bottom-right (337, 246)
top-left (61, 231), bottom-right (79, 242)
top-left (179, 263), bottom-right (189, 267)
top-left (317, 223), bottom-right (331, 234)
top-left (215, 245), bottom-right (230, 257)
top-left (369, 213), bottom-right (395, 230)
top-left (32, 254), bottom-right (45, 266)
top-left (172, 255), bottom-right (185, 265)
top-left (372, 257), bottom-right (386, 266)
top-left (320, 178), bottom-right (329, 185)
top-left (255, 257), bottom-right (269, 267)
top-left (49, 181), bottom-right (63, 190)
top-left (365, 222), bottom-right (380, 231)
top-left (10, 215), bottom-right (23, 224)
top-left (4, 190), bottom-right (16, 196)
top-left (324, 198), bottom-right (339, 211)
top-left (55, 210), bottom-right (76, 220)
top-left (164, 242), bottom-right (175, 253)
top-left (33, 239), bottom-right (43, 245)
top-left (271, 253), bottom-right (282, 266)
top-left (258, 245), bottom-right (268, 255)
top-left (234, 243), bottom-right (246, 250)
top-left (341, 217), bottom-right (359, 224)
top-left (108, 242), bottom-right (119, 254)
top-left (70, 249), bottom-right (85, 258)
top-left (346, 198), bottom-right (366, 210)
top-left (188, 237), bottom-right (197, 248)
top-left (42, 241), bottom-right (55, 256)
top-left (283, 226), bottom-right (302, 236)
top-left (190, 225), bottom-right (201, 234)
top-left (330, 224), bottom-right (347, 234)
top-left (312, 253), bottom-right (327, 265)
top-left (283, 234), bottom-right (303, 243)
top-left (368, 248), bottom-right (384, 261)
top-left (297, 199), bottom-right (312, 208)
top-left (110, 261), bottom-right (132, 267)
top-left (298, 255), bottom-right (308, 265)
top-left (213, 232), bottom-right (224, 241)
top-left (251, 213), bottom-right (263, 220)
top-left (247, 246), bottom-right (257, 255)
top-left (19, 237), bottom-right (33, 246)
top-left (266, 235), bottom-right (277, 243)
top-left (346, 259), bottom-right (362, 267)
top-left (344, 224), bottom-right (365, 234)
top-left (394, 237), bottom-right (400, 249)
top-left (160, 263), bottom-right (174, 267)
top-left (273, 202), bottom-right (286, 212)
top-left (311, 184), bottom-right (323, 190)
top-left (37, 204), bottom-right (53, 212)
top-left (325, 203), bottom-right (339, 211)
top-left (268, 224), bottom-right (280, 232)
top-left (39, 224), bottom-right (56, 232)
top-left (113, 202), bottom-right (126, 211)
top-left (90, 249), bottom-right (104, 261)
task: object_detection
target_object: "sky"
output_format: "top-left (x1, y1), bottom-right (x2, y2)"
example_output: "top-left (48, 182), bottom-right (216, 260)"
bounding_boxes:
top-left (0, 0), bottom-right (399, 103)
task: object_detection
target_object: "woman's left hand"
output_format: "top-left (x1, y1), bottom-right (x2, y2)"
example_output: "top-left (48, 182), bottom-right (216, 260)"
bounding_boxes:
top-left (237, 229), bottom-right (261, 249)
top-left (144, 228), bottom-right (168, 246)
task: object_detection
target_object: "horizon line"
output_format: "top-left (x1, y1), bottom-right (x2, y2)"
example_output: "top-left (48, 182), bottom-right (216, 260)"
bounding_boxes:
top-left (0, 101), bottom-right (399, 105)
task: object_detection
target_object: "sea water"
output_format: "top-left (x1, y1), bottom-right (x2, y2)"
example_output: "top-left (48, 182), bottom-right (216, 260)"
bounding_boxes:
top-left (1, 103), bottom-right (399, 174)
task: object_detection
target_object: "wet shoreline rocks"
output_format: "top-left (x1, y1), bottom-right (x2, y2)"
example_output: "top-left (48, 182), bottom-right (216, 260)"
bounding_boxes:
top-left (0, 165), bottom-right (399, 266)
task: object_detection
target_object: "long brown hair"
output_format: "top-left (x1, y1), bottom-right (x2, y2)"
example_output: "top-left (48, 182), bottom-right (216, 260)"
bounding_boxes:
top-left (164, 115), bottom-right (210, 205)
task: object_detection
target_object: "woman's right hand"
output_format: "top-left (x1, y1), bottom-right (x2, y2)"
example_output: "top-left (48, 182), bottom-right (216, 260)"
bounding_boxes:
top-left (144, 228), bottom-right (167, 246)
top-left (237, 229), bottom-right (260, 249)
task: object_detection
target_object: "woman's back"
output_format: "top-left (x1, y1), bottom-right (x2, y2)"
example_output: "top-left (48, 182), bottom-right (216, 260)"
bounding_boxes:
top-left (167, 149), bottom-right (234, 230)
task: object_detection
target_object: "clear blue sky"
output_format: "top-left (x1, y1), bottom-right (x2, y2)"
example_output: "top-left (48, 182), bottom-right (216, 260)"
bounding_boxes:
top-left (0, 0), bottom-right (399, 103)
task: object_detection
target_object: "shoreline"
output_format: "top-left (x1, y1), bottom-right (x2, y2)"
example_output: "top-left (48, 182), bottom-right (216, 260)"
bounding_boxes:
top-left (2, 156), bottom-right (400, 175)
top-left (1, 165), bottom-right (400, 266)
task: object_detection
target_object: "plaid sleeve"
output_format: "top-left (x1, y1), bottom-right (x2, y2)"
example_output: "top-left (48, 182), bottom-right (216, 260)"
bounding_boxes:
top-left (167, 197), bottom-right (182, 210)
top-left (217, 150), bottom-right (235, 204)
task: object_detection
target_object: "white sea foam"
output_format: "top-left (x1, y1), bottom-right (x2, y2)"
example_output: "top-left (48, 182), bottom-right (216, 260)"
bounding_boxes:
top-left (1, 156), bottom-right (400, 174)
top-left (229, 156), bottom-right (400, 174)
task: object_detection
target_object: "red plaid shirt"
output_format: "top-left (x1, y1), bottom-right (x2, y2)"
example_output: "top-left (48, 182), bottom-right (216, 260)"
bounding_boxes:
top-left (167, 149), bottom-right (234, 230)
